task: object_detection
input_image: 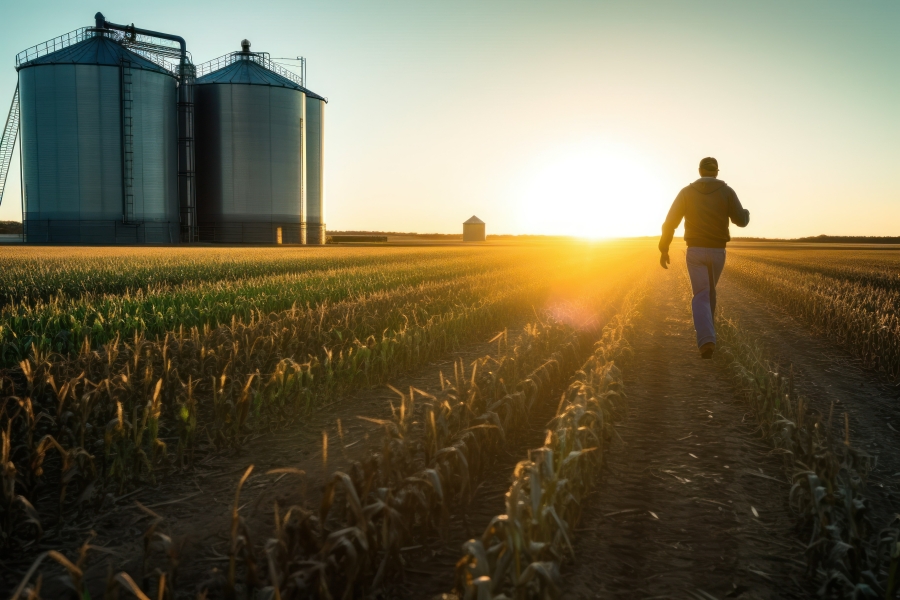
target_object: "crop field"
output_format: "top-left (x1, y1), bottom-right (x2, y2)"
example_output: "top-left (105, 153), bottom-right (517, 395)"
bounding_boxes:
top-left (3, 240), bottom-right (900, 599)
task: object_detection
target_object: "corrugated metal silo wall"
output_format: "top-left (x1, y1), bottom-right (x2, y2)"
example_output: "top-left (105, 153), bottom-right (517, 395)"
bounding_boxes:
top-left (463, 223), bottom-right (486, 241)
top-left (195, 84), bottom-right (306, 244)
top-left (132, 69), bottom-right (179, 243)
top-left (19, 64), bottom-right (178, 244)
top-left (305, 97), bottom-right (325, 244)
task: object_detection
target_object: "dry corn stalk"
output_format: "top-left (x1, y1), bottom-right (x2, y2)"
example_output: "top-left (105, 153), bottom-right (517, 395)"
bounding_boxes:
top-left (456, 282), bottom-right (645, 599)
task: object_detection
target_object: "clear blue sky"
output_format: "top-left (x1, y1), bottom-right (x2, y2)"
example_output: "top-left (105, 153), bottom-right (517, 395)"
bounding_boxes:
top-left (1, 1), bottom-right (898, 237)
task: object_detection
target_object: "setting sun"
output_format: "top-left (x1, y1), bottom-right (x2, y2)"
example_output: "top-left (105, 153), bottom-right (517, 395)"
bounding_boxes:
top-left (516, 141), bottom-right (667, 239)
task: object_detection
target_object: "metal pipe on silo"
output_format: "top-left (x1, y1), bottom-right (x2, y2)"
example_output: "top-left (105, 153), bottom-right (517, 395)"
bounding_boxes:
top-left (93, 13), bottom-right (197, 242)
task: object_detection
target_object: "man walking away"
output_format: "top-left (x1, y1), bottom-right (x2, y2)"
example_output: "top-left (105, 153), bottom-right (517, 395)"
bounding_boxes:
top-left (659, 157), bottom-right (750, 359)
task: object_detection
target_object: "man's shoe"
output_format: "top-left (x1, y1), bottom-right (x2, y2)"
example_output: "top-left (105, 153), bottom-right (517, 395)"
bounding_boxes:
top-left (699, 342), bottom-right (716, 359)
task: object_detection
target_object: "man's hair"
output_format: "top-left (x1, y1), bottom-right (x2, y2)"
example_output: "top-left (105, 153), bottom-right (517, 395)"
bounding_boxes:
top-left (699, 157), bottom-right (718, 172)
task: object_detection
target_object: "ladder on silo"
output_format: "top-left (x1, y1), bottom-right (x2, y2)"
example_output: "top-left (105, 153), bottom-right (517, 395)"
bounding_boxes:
top-left (0, 84), bottom-right (20, 208)
top-left (121, 60), bottom-right (135, 222)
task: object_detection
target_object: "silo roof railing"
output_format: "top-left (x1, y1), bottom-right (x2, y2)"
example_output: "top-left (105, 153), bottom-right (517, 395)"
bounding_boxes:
top-left (15, 28), bottom-right (90, 67)
top-left (16, 28), bottom-right (179, 75)
top-left (197, 51), bottom-right (301, 84)
top-left (196, 51), bottom-right (327, 100)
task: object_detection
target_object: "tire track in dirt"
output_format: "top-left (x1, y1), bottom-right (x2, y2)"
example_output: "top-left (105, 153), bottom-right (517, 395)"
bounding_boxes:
top-left (718, 278), bottom-right (900, 533)
top-left (558, 273), bottom-right (809, 599)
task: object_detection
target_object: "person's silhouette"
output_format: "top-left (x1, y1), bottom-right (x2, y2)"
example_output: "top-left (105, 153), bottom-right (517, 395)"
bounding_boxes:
top-left (659, 157), bottom-right (750, 359)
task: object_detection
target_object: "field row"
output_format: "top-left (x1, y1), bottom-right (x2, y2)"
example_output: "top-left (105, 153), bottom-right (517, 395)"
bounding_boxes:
top-left (701, 256), bottom-right (900, 597)
top-left (454, 283), bottom-right (643, 598)
top-left (7, 249), bottom-right (653, 598)
top-left (10, 242), bottom-right (900, 597)
top-left (9, 246), bottom-right (643, 597)
top-left (730, 247), bottom-right (900, 292)
top-left (0, 243), bottom-right (653, 568)
top-left (0, 245), bottom-right (621, 366)
top-left (727, 249), bottom-right (900, 379)
top-left (0, 246), bottom-right (457, 305)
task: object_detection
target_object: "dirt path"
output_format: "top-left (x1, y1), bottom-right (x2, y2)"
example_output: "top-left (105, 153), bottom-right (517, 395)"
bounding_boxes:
top-left (718, 278), bottom-right (900, 531)
top-left (558, 273), bottom-right (810, 599)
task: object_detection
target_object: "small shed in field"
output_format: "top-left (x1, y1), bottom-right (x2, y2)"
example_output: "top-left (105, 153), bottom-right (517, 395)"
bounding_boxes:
top-left (463, 216), bottom-right (486, 242)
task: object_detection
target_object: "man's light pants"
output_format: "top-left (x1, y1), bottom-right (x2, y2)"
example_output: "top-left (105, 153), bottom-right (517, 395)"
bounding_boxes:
top-left (685, 247), bottom-right (726, 348)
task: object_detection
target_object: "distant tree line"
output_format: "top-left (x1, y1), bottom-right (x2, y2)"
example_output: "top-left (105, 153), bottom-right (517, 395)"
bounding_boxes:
top-left (328, 231), bottom-right (570, 241)
top-left (329, 230), bottom-right (463, 240)
top-left (0, 221), bottom-right (22, 234)
top-left (734, 234), bottom-right (900, 244)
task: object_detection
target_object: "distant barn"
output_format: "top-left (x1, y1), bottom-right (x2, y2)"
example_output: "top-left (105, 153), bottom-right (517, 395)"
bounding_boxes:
top-left (463, 216), bottom-right (485, 242)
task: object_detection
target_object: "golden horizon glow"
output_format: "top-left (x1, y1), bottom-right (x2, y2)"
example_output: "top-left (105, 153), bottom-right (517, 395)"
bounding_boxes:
top-left (516, 142), bottom-right (667, 240)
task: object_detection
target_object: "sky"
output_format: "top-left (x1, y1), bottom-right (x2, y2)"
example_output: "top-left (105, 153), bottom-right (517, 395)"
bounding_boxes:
top-left (1, 1), bottom-right (898, 238)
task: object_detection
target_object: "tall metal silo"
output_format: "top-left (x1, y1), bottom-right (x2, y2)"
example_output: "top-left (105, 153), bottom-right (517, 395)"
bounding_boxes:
top-left (305, 96), bottom-right (326, 244)
top-left (16, 28), bottom-right (180, 243)
top-left (195, 41), bottom-right (326, 244)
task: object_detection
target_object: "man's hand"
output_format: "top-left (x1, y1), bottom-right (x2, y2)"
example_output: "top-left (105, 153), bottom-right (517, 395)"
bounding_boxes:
top-left (659, 251), bottom-right (670, 269)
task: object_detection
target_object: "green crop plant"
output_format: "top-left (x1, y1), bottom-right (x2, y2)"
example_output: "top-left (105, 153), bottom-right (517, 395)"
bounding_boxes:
top-left (0, 246), bottom-right (504, 306)
top-left (0, 245), bottom-right (627, 367)
top-left (175, 375), bottom-right (198, 468)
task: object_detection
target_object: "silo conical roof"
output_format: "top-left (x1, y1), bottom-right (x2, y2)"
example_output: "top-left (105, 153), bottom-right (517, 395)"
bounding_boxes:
top-left (464, 216), bottom-right (485, 224)
top-left (17, 34), bottom-right (174, 76)
top-left (196, 57), bottom-right (326, 101)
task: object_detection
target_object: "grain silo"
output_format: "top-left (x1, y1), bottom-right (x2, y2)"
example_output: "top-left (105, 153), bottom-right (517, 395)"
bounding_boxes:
top-left (15, 19), bottom-right (185, 243)
top-left (463, 216), bottom-right (485, 241)
top-left (305, 95), bottom-right (326, 244)
top-left (194, 41), bottom-right (327, 244)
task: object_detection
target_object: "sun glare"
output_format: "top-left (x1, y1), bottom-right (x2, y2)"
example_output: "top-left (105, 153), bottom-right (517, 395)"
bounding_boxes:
top-left (517, 142), bottom-right (667, 239)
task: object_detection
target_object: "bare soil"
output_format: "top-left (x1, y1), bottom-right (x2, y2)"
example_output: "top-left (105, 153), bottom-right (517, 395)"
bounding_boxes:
top-left (556, 273), bottom-right (811, 599)
top-left (718, 278), bottom-right (900, 536)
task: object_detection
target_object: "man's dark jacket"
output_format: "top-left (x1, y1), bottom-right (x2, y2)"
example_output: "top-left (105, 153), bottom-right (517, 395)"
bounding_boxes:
top-left (659, 177), bottom-right (750, 252)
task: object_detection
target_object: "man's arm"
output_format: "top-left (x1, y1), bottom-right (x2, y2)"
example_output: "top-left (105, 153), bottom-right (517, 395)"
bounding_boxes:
top-left (659, 193), bottom-right (685, 268)
top-left (728, 189), bottom-right (750, 227)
